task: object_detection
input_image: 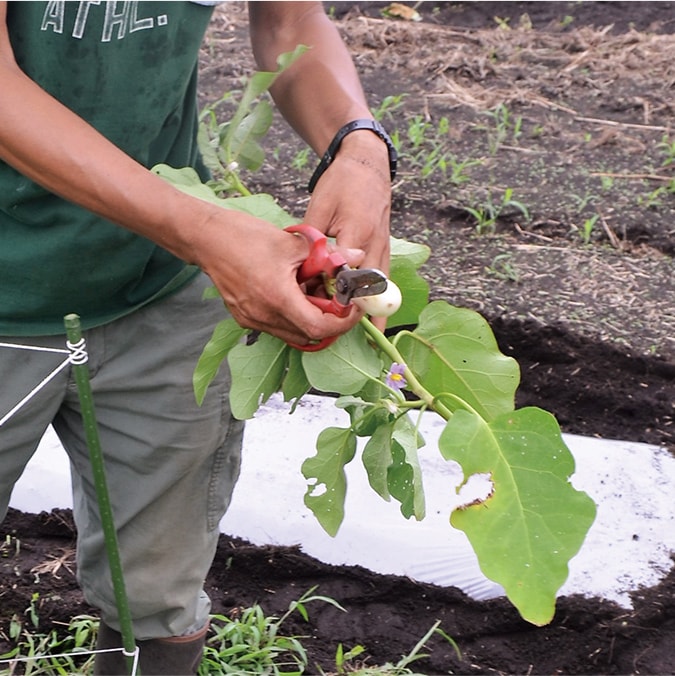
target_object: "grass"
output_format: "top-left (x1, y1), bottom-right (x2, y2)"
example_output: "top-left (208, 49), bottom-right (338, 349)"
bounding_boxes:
top-left (0, 588), bottom-right (459, 675)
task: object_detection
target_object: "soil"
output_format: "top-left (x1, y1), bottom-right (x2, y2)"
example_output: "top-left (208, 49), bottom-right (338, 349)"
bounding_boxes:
top-left (1, 3), bottom-right (674, 675)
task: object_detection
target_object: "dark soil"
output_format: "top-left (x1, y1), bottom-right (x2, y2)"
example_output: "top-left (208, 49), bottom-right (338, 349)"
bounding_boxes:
top-left (2, 3), bottom-right (674, 675)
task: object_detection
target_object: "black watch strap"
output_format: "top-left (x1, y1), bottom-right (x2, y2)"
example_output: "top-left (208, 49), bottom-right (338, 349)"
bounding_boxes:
top-left (307, 118), bottom-right (398, 193)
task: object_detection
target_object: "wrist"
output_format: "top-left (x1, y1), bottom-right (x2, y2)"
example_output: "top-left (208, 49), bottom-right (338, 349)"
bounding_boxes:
top-left (307, 118), bottom-right (397, 193)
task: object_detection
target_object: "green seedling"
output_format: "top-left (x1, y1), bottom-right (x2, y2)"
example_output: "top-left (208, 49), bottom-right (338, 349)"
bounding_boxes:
top-left (372, 93), bottom-right (407, 123)
top-left (571, 189), bottom-right (599, 213)
top-left (638, 179), bottom-right (675, 208)
top-left (579, 214), bottom-right (599, 245)
top-left (1, 534), bottom-right (20, 558)
top-left (466, 188), bottom-right (530, 234)
top-left (291, 146), bottom-right (311, 171)
top-left (486, 253), bottom-right (520, 281)
top-left (476, 103), bottom-right (523, 155)
top-left (657, 133), bottom-right (675, 167)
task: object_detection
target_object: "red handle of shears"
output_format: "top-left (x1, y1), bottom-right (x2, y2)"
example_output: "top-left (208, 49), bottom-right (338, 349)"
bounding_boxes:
top-left (285, 224), bottom-right (352, 351)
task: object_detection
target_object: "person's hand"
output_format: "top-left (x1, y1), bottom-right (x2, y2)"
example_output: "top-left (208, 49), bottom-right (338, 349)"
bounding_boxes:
top-left (193, 212), bottom-right (366, 347)
top-left (303, 129), bottom-right (393, 330)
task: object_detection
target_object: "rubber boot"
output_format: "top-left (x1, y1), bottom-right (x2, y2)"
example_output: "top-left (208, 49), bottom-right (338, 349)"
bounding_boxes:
top-left (94, 620), bottom-right (208, 675)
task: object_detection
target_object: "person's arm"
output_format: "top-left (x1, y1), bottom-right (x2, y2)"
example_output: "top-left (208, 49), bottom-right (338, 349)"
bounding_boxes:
top-left (0, 2), bottom-right (361, 347)
top-left (249, 2), bottom-right (392, 282)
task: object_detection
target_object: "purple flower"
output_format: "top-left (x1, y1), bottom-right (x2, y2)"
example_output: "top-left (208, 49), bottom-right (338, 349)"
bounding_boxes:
top-left (386, 363), bottom-right (407, 391)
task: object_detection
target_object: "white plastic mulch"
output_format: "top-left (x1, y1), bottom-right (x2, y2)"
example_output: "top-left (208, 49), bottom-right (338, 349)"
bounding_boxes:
top-left (10, 393), bottom-right (675, 609)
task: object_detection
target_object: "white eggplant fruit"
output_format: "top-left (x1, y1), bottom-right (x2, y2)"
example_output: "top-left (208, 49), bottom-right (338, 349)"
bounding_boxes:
top-left (353, 279), bottom-right (402, 317)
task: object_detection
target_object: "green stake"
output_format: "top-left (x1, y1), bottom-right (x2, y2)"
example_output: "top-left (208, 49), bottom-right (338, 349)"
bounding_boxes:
top-left (64, 314), bottom-right (138, 675)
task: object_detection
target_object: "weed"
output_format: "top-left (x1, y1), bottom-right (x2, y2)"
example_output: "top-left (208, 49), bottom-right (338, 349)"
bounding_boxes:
top-left (486, 253), bottom-right (520, 282)
top-left (0, 534), bottom-right (20, 558)
top-left (0, 614), bottom-right (98, 675)
top-left (638, 179), bottom-right (675, 209)
top-left (477, 103), bottom-right (523, 155)
top-left (657, 133), bottom-right (675, 167)
top-left (571, 189), bottom-right (599, 214)
top-left (579, 214), bottom-right (600, 245)
top-left (198, 586), bottom-right (344, 675)
top-left (291, 146), bottom-right (311, 172)
top-left (467, 188), bottom-right (530, 235)
top-left (371, 94), bottom-right (407, 124)
top-left (324, 620), bottom-right (461, 675)
top-left (399, 114), bottom-right (482, 183)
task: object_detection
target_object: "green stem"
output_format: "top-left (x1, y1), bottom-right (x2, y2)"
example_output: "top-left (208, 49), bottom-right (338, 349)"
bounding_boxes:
top-left (63, 314), bottom-right (137, 675)
top-left (359, 317), bottom-right (454, 421)
top-left (229, 171), bottom-right (252, 197)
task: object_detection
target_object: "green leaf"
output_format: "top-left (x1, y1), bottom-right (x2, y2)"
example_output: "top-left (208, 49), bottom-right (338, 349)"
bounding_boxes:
top-left (302, 427), bottom-right (357, 536)
top-left (152, 164), bottom-right (215, 197)
top-left (387, 236), bottom-right (430, 327)
top-left (440, 407), bottom-right (597, 626)
top-left (152, 164), bottom-right (298, 228)
top-left (362, 422), bottom-right (394, 500)
top-left (396, 301), bottom-right (520, 421)
top-left (193, 318), bottom-right (247, 405)
top-left (202, 285), bottom-right (221, 300)
top-left (388, 416), bottom-right (425, 520)
top-left (216, 193), bottom-right (298, 228)
top-left (337, 396), bottom-right (390, 437)
top-left (390, 236), bottom-right (430, 269)
top-left (197, 122), bottom-right (222, 177)
top-left (387, 256), bottom-right (429, 328)
top-left (228, 334), bottom-right (289, 419)
top-left (282, 348), bottom-right (310, 407)
top-left (361, 416), bottom-right (425, 520)
top-left (228, 99), bottom-right (273, 171)
top-left (302, 325), bottom-right (383, 395)
top-left (222, 45), bottom-right (308, 156)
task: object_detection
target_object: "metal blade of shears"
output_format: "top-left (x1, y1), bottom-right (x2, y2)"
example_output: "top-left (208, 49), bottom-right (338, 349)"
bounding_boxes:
top-left (334, 268), bottom-right (388, 306)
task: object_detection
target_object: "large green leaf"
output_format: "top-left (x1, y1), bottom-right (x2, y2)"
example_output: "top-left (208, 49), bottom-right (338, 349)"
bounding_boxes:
top-left (302, 325), bottom-right (382, 395)
top-left (440, 407), bottom-right (597, 626)
top-left (396, 301), bottom-right (520, 421)
top-left (152, 164), bottom-right (297, 228)
top-left (193, 318), bottom-right (247, 405)
top-left (388, 237), bottom-right (430, 328)
top-left (387, 256), bottom-right (429, 328)
top-left (390, 236), bottom-right (430, 269)
top-left (302, 427), bottom-right (357, 536)
top-left (227, 334), bottom-right (289, 419)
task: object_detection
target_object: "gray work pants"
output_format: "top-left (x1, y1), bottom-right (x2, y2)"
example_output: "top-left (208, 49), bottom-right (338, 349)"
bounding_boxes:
top-left (0, 273), bottom-right (243, 639)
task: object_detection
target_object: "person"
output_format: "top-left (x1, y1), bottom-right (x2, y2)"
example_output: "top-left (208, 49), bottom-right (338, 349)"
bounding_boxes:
top-left (0, 1), bottom-right (394, 673)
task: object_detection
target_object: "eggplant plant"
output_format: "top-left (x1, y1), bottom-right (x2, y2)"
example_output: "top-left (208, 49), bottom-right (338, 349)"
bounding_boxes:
top-left (153, 49), bottom-right (596, 627)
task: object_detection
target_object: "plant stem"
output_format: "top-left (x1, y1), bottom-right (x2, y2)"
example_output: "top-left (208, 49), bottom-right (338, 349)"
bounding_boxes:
top-left (359, 317), bottom-right (454, 421)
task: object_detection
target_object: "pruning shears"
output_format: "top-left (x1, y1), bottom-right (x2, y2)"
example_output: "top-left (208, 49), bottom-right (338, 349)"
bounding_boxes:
top-left (285, 224), bottom-right (387, 351)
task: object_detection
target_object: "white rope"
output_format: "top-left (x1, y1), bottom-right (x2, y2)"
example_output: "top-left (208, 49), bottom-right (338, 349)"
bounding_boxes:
top-left (0, 645), bottom-right (140, 674)
top-left (0, 341), bottom-right (68, 355)
top-left (0, 338), bottom-right (89, 427)
top-left (66, 337), bottom-right (89, 365)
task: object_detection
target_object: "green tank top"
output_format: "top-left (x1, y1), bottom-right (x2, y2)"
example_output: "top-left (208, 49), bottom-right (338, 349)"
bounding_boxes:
top-left (0, 1), bottom-right (215, 335)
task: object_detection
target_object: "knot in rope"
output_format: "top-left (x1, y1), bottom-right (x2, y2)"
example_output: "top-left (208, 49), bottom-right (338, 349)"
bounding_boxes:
top-left (66, 337), bottom-right (89, 365)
